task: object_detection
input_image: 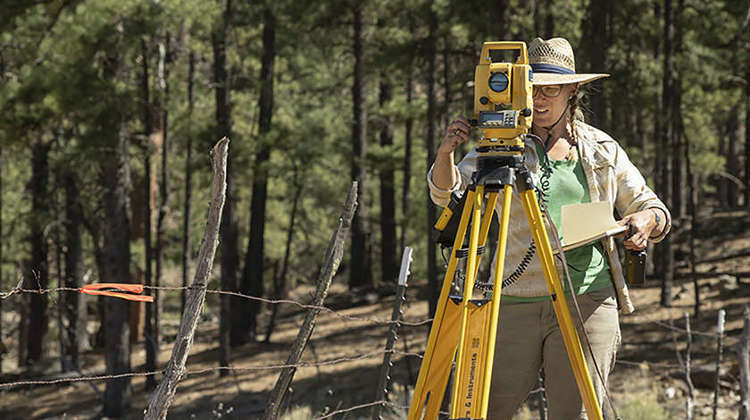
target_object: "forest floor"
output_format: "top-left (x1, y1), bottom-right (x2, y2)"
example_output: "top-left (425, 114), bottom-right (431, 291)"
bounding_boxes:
top-left (1, 209), bottom-right (750, 419)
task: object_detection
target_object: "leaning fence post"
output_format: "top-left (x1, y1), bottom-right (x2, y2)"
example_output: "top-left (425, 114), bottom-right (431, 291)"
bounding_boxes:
top-left (713, 309), bottom-right (726, 420)
top-left (144, 138), bottom-right (229, 420)
top-left (263, 182), bottom-right (358, 420)
top-left (372, 247), bottom-right (413, 420)
top-left (739, 305), bottom-right (750, 420)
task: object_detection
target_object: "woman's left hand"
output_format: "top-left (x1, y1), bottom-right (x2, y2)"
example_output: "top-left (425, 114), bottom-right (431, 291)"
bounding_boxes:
top-left (618, 210), bottom-right (657, 251)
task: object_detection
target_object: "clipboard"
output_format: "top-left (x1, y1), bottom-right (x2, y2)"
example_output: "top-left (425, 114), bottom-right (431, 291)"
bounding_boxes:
top-left (557, 201), bottom-right (626, 252)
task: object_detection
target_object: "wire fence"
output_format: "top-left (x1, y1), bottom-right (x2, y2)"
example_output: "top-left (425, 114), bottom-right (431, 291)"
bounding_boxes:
top-left (0, 282), bottom-right (433, 327)
top-left (0, 349), bottom-right (423, 390)
top-left (0, 284), bottom-right (743, 418)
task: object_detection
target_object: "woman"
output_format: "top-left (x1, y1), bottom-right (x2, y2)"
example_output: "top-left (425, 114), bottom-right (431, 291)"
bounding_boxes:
top-left (428, 37), bottom-right (671, 419)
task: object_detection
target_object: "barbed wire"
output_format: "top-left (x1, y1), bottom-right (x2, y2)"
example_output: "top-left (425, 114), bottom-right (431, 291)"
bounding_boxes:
top-left (1, 283), bottom-right (732, 338)
top-left (0, 283), bottom-right (433, 327)
top-left (0, 371), bottom-right (159, 389)
top-left (0, 348), bottom-right (425, 390)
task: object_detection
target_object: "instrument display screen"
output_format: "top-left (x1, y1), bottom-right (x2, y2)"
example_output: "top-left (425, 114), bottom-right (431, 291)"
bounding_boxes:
top-left (478, 111), bottom-right (517, 128)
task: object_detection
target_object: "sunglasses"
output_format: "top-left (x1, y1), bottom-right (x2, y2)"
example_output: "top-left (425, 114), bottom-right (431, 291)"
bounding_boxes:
top-left (532, 85), bottom-right (563, 98)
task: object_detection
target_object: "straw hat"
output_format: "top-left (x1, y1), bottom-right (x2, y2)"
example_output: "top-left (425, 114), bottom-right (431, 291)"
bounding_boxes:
top-left (528, 37), bottom-right (609, 86)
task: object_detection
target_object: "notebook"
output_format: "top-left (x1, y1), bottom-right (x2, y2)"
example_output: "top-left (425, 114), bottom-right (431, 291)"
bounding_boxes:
top-left (557, 201), bottom-right (627, 252)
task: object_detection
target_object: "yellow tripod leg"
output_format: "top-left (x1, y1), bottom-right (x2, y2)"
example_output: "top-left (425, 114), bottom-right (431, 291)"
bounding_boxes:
top-left (449, 185), bottom-right (485, 418)
top-left (450, 186), bottom-right (513, 419)
top-left (477, 185), bottom-right (512, 418)
top-left (408, 190), bottom-right (476, 420)
top-left (468, 192), bottom-right (499, 283)
top-left (451, 299), bottom-right (492, 418)
top-left (519, 188), bottom-right (604, 420)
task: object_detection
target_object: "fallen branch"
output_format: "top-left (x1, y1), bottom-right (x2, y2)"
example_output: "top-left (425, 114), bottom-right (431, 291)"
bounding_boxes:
top-left (144, 138), bottom-right (229, 420)
top-left (263, 182), bottom-right (358, 420)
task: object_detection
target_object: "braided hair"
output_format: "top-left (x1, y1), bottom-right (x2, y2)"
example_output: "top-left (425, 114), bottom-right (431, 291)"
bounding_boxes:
top-left (567, 85), bottom-right (586, 145)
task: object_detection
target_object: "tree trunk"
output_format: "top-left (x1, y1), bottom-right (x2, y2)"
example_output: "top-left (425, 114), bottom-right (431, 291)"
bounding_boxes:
top-left (671, 0), bottom-right (686, 219)
top-left (441, 36), bottom-right (451, 126)
top-left (379, 58), bottom-right (397, 284)
top-left (651, 0), bottom-right (663, 279)
top-left (264, 162), bottom-right (301, 343)
top-left (0, 149), bottom-right (3, 373)
top-left (685, 132), bottom-right (700, 315)
top-left (400, 17), bottom-right (415, 254)
top-left (426, 6), bottom-right (439, 317)
top-left (543, 0), bottom-right (555, 38)
top-left (102, 112), bottom-right (133, 418)
top-left (214, 0), bottom-right (236, 375)
top-left (581, 0), bottom-right (609, 128)
top-left (54, 184), bottom-right (68, 371)
top-left (659, 0), bottom-right (674, 307)
top-left (726, 104), bottom-right (740, 209)
top-left (746, 62), bottom-right (750, 208)
top-left (236, 7), bottom-right (275, 345)
top-left (489, 0), bottom-right (509, 40)
top-left (400, 50), bottom-right (413, 253)
top-left (350, 4), bottom-right (372, 290)
top-left (26, 140), bottom-right (50, 365)
top-left (726, 47), bottom-right (741, 208)
top-left (64, 170), bottom-right (86, 369)
top-left (140, 36), bottom-right (158, 391)
top-left (182, 50), bottom-right (195, 314)
top-left (154, 32), bottom-right (170, 373)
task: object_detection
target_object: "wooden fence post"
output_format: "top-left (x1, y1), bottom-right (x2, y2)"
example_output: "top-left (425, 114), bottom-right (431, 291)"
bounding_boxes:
top-left (144, 138), bottom-right (229, 420)
top-left (263, 182), bottom-right (358, 420)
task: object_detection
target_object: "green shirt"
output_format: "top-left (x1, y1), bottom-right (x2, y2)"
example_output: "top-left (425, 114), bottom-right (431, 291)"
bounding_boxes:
top-left (503, 145), bottom-right (611, 302)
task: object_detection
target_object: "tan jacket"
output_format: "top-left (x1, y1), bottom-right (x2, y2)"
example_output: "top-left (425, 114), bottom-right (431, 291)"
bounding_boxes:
top-left (427, 120), bottom-right (671, 314)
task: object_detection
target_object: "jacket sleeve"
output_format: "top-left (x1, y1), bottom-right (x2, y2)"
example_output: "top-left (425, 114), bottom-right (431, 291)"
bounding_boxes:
top-left (427, 148), bottom-right (478, 207)
top-left (427, 164), bottom-right (461, 207)
top-left (612, 142), bottom-right (672, 242)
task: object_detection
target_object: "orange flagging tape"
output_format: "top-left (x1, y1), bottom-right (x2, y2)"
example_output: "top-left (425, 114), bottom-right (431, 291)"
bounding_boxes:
top-left (79, 283), bottom-right (154, 302)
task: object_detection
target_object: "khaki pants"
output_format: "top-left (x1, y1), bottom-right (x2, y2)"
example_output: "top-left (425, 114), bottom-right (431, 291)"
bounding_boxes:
top-left (486, 286), bottom-right (620, 420)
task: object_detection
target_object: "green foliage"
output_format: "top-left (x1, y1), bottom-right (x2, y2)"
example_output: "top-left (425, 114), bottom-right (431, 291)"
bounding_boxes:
top-left (0, 0), bottom-right (746, 346)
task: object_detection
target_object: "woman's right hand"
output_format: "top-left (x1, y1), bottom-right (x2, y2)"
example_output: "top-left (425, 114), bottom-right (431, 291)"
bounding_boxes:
top-left (438, 115), bottom-right (472, 155)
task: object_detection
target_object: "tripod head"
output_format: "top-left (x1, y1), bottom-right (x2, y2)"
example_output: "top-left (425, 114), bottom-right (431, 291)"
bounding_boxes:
top-left (472, 42), bottom-right (534, 159)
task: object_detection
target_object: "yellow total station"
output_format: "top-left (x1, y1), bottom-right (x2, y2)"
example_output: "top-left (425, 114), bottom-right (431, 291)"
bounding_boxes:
top-left (472, 41), bottom-right (533, 156)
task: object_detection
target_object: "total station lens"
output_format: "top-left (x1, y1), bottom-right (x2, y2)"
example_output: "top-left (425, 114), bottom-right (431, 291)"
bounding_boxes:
top-left (489, 73), bottom-right (509, 92)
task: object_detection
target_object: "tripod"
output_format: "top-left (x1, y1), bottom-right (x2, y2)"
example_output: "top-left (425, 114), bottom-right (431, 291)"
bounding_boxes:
top-left (408, 150), bottom-right (604, 420)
